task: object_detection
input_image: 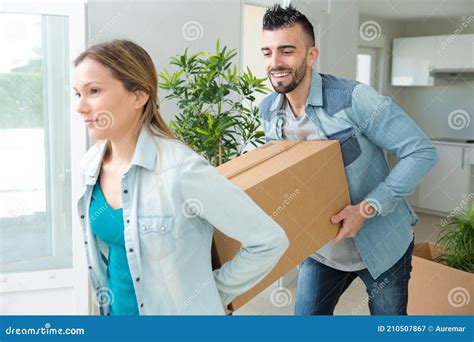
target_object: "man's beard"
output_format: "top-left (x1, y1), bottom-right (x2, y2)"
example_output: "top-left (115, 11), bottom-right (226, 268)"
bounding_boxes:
top-left (269, 61), bottom-right (307, 94)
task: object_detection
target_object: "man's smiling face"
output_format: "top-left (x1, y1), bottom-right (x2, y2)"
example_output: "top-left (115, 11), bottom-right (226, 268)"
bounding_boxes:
top-left (262, 24), bottom-right (316, 94)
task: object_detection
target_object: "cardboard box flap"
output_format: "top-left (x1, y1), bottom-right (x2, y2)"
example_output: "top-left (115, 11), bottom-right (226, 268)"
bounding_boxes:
top-left (218, 140), bottom-right (300, 179)
top-left (218, 140), bottom-right (341, 190)
top-left (413, 242), bottom-right (443, 260)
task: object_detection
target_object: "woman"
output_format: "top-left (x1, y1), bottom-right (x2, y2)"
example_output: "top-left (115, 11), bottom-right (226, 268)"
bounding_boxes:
top-left (74, 40), bottom-right (289, 316)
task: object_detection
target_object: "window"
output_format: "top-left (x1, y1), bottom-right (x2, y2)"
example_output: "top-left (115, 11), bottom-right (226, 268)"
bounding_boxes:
top-left (356, 47), bottom-right (377, 87)
top-left (0, 13), bottom-right (72, 273)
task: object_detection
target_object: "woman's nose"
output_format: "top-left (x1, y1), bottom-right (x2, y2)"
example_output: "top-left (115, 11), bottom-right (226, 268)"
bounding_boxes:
top-left (75, 97), bottom-right (90, 115)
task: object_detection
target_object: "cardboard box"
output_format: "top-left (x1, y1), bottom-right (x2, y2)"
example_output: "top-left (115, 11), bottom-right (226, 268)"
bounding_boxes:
top-left (408, 243), bottom-right (474, 315)
top-left (214, 140), bottom-right (350, 310)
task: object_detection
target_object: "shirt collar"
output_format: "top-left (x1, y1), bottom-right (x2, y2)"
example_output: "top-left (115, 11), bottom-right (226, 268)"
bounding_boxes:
top-left (269, 70), bottom-right (323, 112)
top-left (307, 71), bottom-right (323, 107)
top-left (84, 127), bottom-right (157, 184)
top-left (131, 127), bottom-right (158, 171)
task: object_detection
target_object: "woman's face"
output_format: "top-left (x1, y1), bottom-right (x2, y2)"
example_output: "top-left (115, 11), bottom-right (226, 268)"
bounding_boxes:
top-left (73, 57), bottom-right (141, 141)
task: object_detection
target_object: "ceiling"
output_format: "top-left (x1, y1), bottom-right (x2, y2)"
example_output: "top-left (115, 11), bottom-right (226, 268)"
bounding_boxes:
top-left (358, 0), bottom-right (474, 20)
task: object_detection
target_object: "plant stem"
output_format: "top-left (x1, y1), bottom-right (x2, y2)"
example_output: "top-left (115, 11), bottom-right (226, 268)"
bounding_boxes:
top-left (219, 140), bottom-right (222, 166)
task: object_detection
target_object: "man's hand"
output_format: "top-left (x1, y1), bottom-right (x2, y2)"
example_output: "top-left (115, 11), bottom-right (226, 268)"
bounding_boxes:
top-left (331, 200), bottom-right (377, 242)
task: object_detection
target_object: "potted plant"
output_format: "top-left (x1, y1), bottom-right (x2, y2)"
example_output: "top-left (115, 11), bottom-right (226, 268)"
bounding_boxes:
top-left (435, 202), bottom-right (474, 272)
top-left (159, 40), bottom-right (270, 166)
top-left (408, 201), bottom-right (474, 315)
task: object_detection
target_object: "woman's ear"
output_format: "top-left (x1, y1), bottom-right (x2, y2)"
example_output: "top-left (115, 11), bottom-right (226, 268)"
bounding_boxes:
top-left (134, 89), bottom-right (150, 110)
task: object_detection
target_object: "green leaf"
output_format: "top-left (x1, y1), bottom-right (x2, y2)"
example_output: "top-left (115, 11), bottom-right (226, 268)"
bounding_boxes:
top-left (159, 39), bottom-right (266, 165)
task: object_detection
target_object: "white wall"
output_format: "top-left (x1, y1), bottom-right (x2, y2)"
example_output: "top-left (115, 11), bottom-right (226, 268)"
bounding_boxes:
top-left (358, 14), bottom-right (405, 104)
top-left (242, 4), bottom-right (270, 105)
top-left (292, 0), bottom-right (359, 80)
top-left (86, 0), bottom-right (243, 123)
top-left (87, 0), bottom-right (360, 120)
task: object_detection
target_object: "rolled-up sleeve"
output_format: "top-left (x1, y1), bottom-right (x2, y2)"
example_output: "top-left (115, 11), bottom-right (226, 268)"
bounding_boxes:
top-left (179, 152), bottom-right (289, 305)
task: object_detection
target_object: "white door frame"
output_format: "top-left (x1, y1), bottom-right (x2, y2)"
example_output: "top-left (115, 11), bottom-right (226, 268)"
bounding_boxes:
top-left (0, 0), bottom-right (89, 315)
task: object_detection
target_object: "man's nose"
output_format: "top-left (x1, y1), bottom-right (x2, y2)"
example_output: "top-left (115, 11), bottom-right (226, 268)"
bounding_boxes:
top-left (269, 54), bottom-right (284, 70)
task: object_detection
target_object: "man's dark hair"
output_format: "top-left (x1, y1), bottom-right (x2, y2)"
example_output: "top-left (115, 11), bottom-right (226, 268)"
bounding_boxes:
top-left (262, 4), bottom-right (315, 47)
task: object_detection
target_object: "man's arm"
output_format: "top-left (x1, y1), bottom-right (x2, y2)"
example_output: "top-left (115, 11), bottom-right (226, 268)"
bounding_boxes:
top-left (331, 83), bottom-right (438, 241)
top-left (351, 83), bottom-right (438, 216)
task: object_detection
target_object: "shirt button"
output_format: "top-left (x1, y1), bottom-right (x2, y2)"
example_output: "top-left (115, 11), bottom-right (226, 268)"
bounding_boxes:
top-left (123, 189), bottom-right (128, 194)
top-left (84, 241), bottom-right (88, 245)
top-left (126, 219), bottom-right (130, 224)
top-left (80, 215), bottom-right (85, 219)
top-left (141, 225), bottom-right (147, 232)
top-left (129, 248), bottom-right (134, 253)
top-left (136, 277), bottom-right (140, 282)
top-left (160, 225), bottom-right (166, 231)
top-left (140, 303), bottom-right (144, 308)
top-left (88, 266), bottom-right (92, 269)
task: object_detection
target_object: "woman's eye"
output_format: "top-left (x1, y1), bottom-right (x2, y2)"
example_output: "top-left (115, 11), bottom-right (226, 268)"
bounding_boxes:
top-left (74, 93), bottom-right (80, 98)
top-left (90, 88), bottom-right (100, 95)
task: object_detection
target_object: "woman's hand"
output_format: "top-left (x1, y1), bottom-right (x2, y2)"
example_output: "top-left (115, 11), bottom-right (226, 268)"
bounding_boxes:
top-left (224, 304), bottom-right (233, 315)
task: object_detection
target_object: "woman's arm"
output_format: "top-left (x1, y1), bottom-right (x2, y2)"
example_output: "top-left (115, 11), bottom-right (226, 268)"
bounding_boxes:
top-left (179, 152), bottom-right (289, 306)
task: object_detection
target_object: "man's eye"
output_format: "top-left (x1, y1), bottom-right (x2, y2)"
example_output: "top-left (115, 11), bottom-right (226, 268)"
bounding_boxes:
top-left (282, 51), bottom-right (293, 55)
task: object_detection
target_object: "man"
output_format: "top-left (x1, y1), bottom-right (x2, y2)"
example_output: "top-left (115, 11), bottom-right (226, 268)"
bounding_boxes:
top-left (259, 4), bottom-right (438, 315)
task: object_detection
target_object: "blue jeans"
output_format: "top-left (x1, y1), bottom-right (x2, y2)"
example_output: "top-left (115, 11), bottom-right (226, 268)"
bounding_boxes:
top-left (294, 239), bottom-right (414, 315)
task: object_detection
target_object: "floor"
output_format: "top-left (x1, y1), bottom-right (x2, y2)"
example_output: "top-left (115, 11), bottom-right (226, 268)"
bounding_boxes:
top-left (234, 212), bottom-right (443, 315)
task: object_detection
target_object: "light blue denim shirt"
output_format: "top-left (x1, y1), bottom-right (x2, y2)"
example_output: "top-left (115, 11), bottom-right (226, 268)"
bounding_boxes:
top-left (77, 128), bottom-right (289, 315)
top-left (259, 71), bottom-right (438, 279)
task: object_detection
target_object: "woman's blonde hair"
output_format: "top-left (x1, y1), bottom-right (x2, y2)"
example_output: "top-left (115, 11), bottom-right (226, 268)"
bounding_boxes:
top-left (74, 39), bottom-right (176, 142)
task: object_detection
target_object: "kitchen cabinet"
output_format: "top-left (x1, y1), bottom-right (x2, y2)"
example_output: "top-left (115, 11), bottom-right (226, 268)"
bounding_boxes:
top-left (417, 142), bottom-right (472, 213)
top-left (391, 34), bottom-right (474, 86)
top-left (391, 37), bottom-right (435, 86)
top-left (434, 34), bottom-right (474, 71)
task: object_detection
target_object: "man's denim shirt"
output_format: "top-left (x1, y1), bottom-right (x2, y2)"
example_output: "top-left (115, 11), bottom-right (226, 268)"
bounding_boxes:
top-left (259, 72), bottom-right (438, 279)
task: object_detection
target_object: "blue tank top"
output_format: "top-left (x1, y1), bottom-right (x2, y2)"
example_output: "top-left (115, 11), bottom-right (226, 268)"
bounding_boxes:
top-left (89, 182), bottom-right (139, 315)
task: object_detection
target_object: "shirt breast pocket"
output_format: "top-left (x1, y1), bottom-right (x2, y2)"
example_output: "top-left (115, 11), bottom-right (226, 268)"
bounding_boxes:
top-left (264, 115), bottom-right (283, 141)
top-left (327, 127), bottom-right (362, 167)
top-left (138, 215), bottom-right (175, 259)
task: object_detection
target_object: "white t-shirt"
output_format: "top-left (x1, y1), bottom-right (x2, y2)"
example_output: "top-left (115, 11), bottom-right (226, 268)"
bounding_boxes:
top-left (281, 97), bottom-right (366, 272)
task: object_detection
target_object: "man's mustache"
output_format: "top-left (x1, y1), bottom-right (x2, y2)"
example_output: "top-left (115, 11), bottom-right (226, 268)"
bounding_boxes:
top-left (269, 68), bottom-right (292, 73)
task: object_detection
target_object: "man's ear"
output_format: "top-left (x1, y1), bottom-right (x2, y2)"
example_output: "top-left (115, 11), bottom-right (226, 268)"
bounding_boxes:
top-left (134, 89), bottom-right (150, 110)
top-left (307, 46), bottom-right (319, 66)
